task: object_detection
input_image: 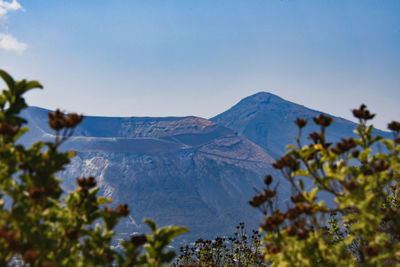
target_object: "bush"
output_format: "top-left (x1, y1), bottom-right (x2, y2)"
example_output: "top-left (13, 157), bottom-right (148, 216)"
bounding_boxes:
top-left (0, 70), bottom-right (187, 266)
top-left (175, 222), bottom-right (265, 266)
top-left (250, 108), bottom-right (400, 265)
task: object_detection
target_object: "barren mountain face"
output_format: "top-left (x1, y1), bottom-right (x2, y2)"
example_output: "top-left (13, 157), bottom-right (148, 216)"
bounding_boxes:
top-left (19, 92), bottom-right (389, 241)
top-left (20, 106), bottom-right (277, 240)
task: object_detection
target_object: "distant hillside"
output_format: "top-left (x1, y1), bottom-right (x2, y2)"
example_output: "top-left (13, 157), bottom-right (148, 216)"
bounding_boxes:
top-left (20, 106), bottom-right (277, 241)
top-left (212, 92), bottom-right (389, 157)
top-left (19, 92), bottom-right (390, 241)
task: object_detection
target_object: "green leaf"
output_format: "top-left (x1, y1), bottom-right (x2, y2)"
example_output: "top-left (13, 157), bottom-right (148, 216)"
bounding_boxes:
top-left (66, 150), bottom-right (77, 159)
top-left (24, 80), bottom-right (43, 91)
top-left (309, 187), bottom-right (319, 201)
top-left (298, 179), bottom-right (304, 190)
top-left (382, 139), bottom-right (393, 151)
top-left (144, 218), bottom-right (157, 233)
top-left (0, 69), bottom-right (16, 92)
top-left (97, 197), bottom-right (112, 205)
top-left (160, 250), bottom-right (177, 263)
top-left (144, 243), bottom-right (156, 258)
top-left (12, 127), bottom-right (29, 141)
top-left (163, 226), bottom-right (189, 241)
top-left (293, 169), bottom-right (309, 177)
top-left (359, 148), bottom-right (371, 162)
top-left (286, 144), bottom-right (296, 150)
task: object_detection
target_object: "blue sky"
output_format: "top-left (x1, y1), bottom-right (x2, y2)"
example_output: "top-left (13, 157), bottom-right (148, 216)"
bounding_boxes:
top-left (0, 0), bottom-right (399, 130)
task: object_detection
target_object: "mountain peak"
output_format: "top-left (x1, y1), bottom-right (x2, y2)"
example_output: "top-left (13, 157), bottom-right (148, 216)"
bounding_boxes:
top-left (247, 91), bottom-right (278, 98)
top-left (211, 91), bottom-right (361, 156)
top-left (211, 92), bottom-right (289, 125)
top-left (241, 91), bottom-right (284, 105)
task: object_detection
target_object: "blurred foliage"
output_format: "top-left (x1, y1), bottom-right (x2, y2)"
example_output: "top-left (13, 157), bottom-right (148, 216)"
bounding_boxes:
top-left (250, 106), bottom-right (400, 266)
top-left (175, 222), bottom-right (265, 266)
top-left (0, 69), bottom-right (187, 266)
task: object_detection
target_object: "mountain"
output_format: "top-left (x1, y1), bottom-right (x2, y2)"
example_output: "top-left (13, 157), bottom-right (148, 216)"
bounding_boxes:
top-left (20, 106), bottom-right (277, 241)
top-left (211, 92), bottom-right (388, 157)
top-left (19, 92), bottom-right (389, 242)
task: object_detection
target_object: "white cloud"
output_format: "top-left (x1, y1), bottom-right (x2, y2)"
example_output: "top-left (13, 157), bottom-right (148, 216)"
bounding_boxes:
top-left (0, 0), bottom-right (26, 54)
top-left (0, 32), bottom-right (27, 53)
top-left (0, 0), bottom-right (23, 20)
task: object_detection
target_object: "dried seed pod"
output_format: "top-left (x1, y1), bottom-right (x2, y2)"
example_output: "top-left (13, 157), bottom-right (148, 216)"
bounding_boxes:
top-left (261, 217), bottom-right (275, 231)
top-left (23, 250), bottom-right (39, 263)
top-left (130, 233), bottom-right (147, 247)
top-left (313, 114), bottom-right (333, 127)
top-left (28, 187), bottom-right (46, 199)
top-left (264, 175), bottom-right (273, 185)
top-left (249, 193), bottom-right (267, 208)
top-left (116, 204), bottom-right (130, 216)
top-left (286, 206), bottom-right (301, 220)
top-left (104, 207), bottom-right (114, 214)
top-left (342, 179), bottom-right (359, 191)
top-left (365, 245), bottom-right (379, 257)
top-left (351, 149), bottom-right (360, 158)
top-left (65, 229), bottom-right (79, 240)
top-left (48, 109), bottom-right (65, 130)
top-left (48, 109), bottom-right (83, 131)
top-left (309, 132), bottom-right (324, 144)
top-left (352, 104), bottom-right (375, 120)
top-left (373, 160), bottom-right (389, 172)
top-left (332, 138), bottom-right (357, 154)
top-left (273, 154), bottom-right (299, 171)
top-left (297, 229), bottom-right (309, 240)
top-left (0, 225), bottom-right (15, 243)
top-left (388, 121), bottom-right (400, 132)
top-left (264, 188), bottom-right (276, 198)
top-left (295, 118), bottom-right (308, 128)
top-left (304, 205), bottom-right (315, 215)
top-left (0, 122), bottom-right (19, 136)
top-left (266, 244), bottom-right (279, 255)
top-left (285, 226), bottom-right (297, 236)
top-left (291, 193), bottom-right (306, 203)
top-left (271, 211), bottom-right (285, 225)
top-left (76, 177), bottom-right (97, 193)
top-left (65, 113), bottom-right (84, 128)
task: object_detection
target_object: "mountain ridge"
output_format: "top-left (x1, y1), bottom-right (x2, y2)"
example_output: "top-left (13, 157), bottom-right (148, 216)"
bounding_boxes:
top-left (20, 103), bottom-right (276, 240)
top-left (212, 91), bottom-right (389, 156)
top-left (19, 92), bottom-right (389, 241)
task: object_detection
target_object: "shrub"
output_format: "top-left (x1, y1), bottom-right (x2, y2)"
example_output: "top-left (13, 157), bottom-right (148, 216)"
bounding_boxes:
top-left (175, 222), bottom-right (265, 266)
top-left (250, 107), bottom-right (400, 265)
top-left (0, 69), bottom-right (187, 266)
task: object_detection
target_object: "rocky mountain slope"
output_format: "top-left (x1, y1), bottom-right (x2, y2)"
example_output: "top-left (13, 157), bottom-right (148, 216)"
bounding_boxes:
top-left (20, 106), bottom-right (277, 240)
top-left (212, 92), bottom-right (388, 157)
top-left (19, 92), bottom-right (389, 241)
